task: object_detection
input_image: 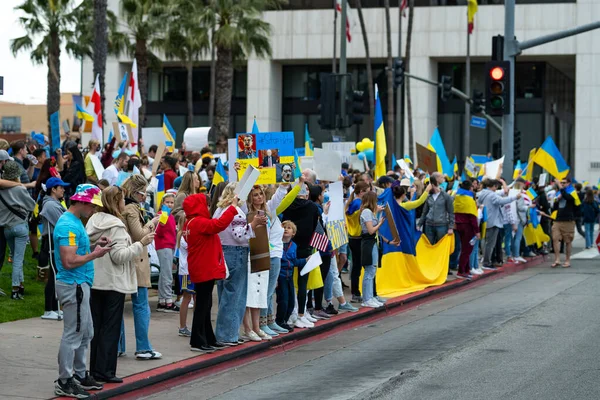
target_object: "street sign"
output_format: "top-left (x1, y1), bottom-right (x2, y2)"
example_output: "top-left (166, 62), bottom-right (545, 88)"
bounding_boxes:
top-left (0, 76), bottom-right (3, 95)
top-left (470, 116), bottom-right (487, 129)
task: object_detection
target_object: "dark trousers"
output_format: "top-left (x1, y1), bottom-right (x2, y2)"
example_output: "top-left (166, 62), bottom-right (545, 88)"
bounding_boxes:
top-left (456, 223), bottom-right (475, 275)
top-left (349, 238), bottom-right (362, 296)
top-left (39, 235), bottom-right (58, 312)
top-left (297, 271), bottom-right (309, 314)
top-left (449, 230), bottom-right (461, 270)
top-left (0, 227), bottom-right (6, 272)
top-left (276, 276), bottom-right (295, 326)
top-left (190, 279), bottom-right (216, 348)
top-left (313, 255), bottom-right (331, 310)
top-left (90, 289), bottom-right (125, 379)
top-left (492, 227), bottom-right (504, 264)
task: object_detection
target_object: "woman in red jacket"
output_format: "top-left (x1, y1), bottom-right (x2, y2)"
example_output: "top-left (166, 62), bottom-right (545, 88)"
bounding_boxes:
top-left (183, 193), bottom-right (239, 353)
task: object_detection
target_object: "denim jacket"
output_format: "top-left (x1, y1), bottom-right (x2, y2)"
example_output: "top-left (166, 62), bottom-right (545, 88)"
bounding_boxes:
top-left (280, 240), bottom-right (307, 279)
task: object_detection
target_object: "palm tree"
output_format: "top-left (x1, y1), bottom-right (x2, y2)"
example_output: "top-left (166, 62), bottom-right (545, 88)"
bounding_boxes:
top-left (120, 0), bottom-right (170, 130)
top-left (11, 0), bottom-right (83, 135)
top-left (201, 0), bottom-right (283, 138)
top-left (156, 0), bottom-right (210, 127)
top-left (384, 0), bottom-right (394, 159)
top-left (405, 0), bottom-right (415, 160)
top-left (355, 0), bottom-right (374, 130)
top-left (94, 0), bottom-right (108, 119)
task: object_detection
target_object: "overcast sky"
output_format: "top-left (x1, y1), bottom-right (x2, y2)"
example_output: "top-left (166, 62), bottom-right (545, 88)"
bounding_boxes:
top-left (0, 0), bottom-right (81, 104)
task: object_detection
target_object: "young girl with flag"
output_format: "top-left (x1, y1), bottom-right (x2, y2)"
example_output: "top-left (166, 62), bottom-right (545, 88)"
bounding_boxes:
top-left (155, 192), bottom-right (178, 312)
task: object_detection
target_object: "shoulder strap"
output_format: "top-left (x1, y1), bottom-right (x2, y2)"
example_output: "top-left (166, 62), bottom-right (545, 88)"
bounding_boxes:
top-left (0, 190), bottom-right (27, 220)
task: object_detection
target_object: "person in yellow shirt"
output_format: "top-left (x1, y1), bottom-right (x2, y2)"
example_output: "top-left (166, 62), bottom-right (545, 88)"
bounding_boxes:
top-left (84, 139), bottom-right (101, 184)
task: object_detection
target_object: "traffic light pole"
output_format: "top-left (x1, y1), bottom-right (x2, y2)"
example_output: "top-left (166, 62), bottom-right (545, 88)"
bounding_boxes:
top-left (339, 0), bottom-right (348, 136)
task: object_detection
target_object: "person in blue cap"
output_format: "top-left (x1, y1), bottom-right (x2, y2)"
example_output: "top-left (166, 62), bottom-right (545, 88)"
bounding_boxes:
top-left (39, 177), bottom-right (70, 321)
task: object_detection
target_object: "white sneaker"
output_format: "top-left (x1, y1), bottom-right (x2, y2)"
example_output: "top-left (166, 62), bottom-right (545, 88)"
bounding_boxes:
top-left (246, 330), bottom-right (262, 342)
top-left (294, 318), bottom-right (310, 329)
top-left (515, 256), bottom-right (527, 263)
top-left (375, 296), bottom-right (387, 304)
top-left (476, 268), bottom-right (485, 274)
top-left (288, 313), bottom-right (298, 325)
top-left (470, 268), bottom-right (483, 275)
top-left (301, 315), bottom-right (315, 327)
top-left (174, 300), bottom-right (182, 308)
top-left (256, 329), bottom-right (272, 340)
top-left (305, 313), bottom-right (317, 323)
top-left (361, 298), bottom-right (381, 308)
top-left (41, 311), bottom-right (60, 320)
top-left (188, 299), bottom-right (194, 309)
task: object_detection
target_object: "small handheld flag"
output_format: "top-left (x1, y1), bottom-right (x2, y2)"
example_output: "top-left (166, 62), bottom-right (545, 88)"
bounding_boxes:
top-left (159, 205), bottom-right (171, 225)
top-left (294, 150), bottom-right (302, 180)
top-left (76, 104), bottom-right (95, 122)
top-left (213, 158), bottom-right (227, 186)
top-left (310, 221), bottom-right (330, 252)
top-left (564, 184), bottom-right (581, 206)
top-left (304, 124), bottom-right (314, 157)
top-left (525, 187), bottom-right (538, 201)
top-left (162, 115), bottom-right (176, 152)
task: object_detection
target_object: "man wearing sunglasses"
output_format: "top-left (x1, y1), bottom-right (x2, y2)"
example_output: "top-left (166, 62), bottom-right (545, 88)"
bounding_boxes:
top-left (551, 178), bottom-right (580, 268)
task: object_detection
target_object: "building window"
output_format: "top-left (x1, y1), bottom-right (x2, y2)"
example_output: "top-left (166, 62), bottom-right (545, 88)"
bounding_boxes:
top-left (1, 116), bottom-right (21, 133)
top-left (281, 0), bottom-right (574, 10)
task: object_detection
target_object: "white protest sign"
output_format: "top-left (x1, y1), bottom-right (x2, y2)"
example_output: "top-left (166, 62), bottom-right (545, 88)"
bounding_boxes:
top-left (396, 159), bottom-right (414, 178)
top-left (227, 138), bottom-right (238, 182)
top-left (300, 156), bottom-right (314, 171)
top-left (350, 154), bottom-right (365, 172)
top-left (141, 127), bottom-right (165, 148)
top-left (235, 165), bottom-right (260, 201)
top-left (183, 127), bottom-right (210, 151)
top-left (484, 156), bottom-right (505, 179)
top-left (327, 181), bottom-right (345, 221)
top-left (465, 157), bottom-right (478, 177)
top-left (539, 173), bottom-right (548, 186)
top-left (214, 153), bottom-right (227, 163)
top-left (314, 148), bottom-right (341, 182)
top-left (322, 142), bottom-right (355, 163)
top-left (89, 154), bottom-right (104, 179)
top-left (300, 251), bottom-right (322, 276)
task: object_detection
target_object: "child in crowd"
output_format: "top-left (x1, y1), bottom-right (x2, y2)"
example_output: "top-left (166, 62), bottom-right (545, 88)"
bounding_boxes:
top-left (277, 221), bottom-right (308, 330)
top-left (155, 192), bottom-right (179, 312)
top-left (177, 219), bottom-right (195, 336)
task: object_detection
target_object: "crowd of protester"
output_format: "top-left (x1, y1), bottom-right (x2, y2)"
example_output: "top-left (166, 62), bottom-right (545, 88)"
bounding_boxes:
top-left (0, 134), bottom-right (598, 399)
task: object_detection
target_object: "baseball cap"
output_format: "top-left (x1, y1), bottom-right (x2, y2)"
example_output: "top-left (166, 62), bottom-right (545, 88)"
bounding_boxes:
top-left (0, 150), bottom-right (14, 161)
top-left (46, 177), bottom-right (71, 190)
top-left (70, 184), bottom-right (103, 207)
top-left (400, 178), bottom-right (411, 187)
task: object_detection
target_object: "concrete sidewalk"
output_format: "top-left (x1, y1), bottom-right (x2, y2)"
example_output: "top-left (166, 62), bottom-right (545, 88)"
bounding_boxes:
top-left (0, 258), bottom-right (549, 400)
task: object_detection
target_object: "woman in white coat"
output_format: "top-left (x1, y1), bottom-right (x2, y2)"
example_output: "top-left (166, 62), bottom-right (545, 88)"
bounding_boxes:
top-left (86, 186), bottom-right (154, 383)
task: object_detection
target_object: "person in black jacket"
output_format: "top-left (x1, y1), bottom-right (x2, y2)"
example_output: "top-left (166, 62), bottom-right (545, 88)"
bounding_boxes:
top-left (62, 144), bottom-right (86, 203)
top-left (550, 178), bottom-right (580, 268)
top-left (281, 182), bottom-right (320, 326)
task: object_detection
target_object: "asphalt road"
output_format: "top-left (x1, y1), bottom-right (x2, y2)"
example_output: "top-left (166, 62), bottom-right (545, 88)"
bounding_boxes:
top-left (141, 248), bottom-right (600, 400)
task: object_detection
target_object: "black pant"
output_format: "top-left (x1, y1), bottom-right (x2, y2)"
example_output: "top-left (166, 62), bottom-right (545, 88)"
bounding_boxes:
top-left (40, 235), bottom-right (58, 312)
top-left (276, 276), bottom-right (295, 326)
top-left (297, 271), bottom-right (309, 314)
top-left (90, 289), bottom-right (125, 379)
top-left (349, 238), bottom-right (363, 296)
top-left (0, 227), bottom-right (6, 272)
top-left (313, 255), bottom-right (331, 311)
top-left (492, 228), bottom-right (504, 264)
top-left (190, 280), bottom-right (216, 348)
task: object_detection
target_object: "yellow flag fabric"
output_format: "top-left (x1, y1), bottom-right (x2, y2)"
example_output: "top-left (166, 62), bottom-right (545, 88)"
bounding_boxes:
top-left (374, 86), bottom-right (387, 179)
top-left (523, 224), bottom-right (550, 247)
top-left (293, 267), bottom-right (324, 290)
top-left (454, 190), bottom-right (478, 218)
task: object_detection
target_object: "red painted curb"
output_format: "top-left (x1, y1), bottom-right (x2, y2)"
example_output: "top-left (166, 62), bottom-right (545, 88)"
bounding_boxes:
top-left (55, 255), bottom-right (548, 400)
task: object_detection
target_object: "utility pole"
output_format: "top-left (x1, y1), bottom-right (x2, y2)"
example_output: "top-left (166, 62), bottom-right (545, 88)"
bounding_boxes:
top-left (395, 3), bottom-right (403, 158)
top-left (464, 11), bottom-right (471, 163)
top-left (332, 0), bottom-right (337, 74)
top-left (339, 0), bottom-right (348, 137)
top-left (502, 0), bottom-right (516, 181)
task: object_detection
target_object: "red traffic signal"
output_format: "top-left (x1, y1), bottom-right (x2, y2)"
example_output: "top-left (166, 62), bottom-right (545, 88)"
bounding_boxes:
top-left (490, 67), bottom-right (505, 80)
top-left (485, 61), bottom-right (510, 117)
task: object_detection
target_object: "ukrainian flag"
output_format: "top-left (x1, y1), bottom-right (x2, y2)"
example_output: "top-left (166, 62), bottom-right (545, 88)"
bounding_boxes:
top-left (404, 154), bottom-right (413, 165)
top-left (523, 148), bottom-right (537, 181)
top-left (513, 160), bottom-right (522, 180)
top-left (294, 150), bottom-right (302, 179)
top-left (533, 137), bottom-right (569, 180)
top-left (304, 123), bottom-right (313, 157)
top-left (76, 104), bottom-right (95, 122)
top-left (454, 188), bottom-right (478, 217)
top-left (564, 184), bottom-right (581, 206)
top-left (374, 86), bottom-right (386, 179)
top-left (427, 128), bottom-right (453, 177)
top-left (114, 72), bottom-right (128, 116)
top-left (523, 207), bottom-right (550, 247)
top-left (452, 156), bottom-right (458, 177)
top-left (159, 205), bottom-right (171, 225)
top-left (155, 174), bottom-right (165, 211)
top-left (392, 154), bottom-right (397, 170)
top-left (480, 206), bottom-right (488, 239)
top-left (375, 188), bottom-right (455, 298)
top-left (162, 115), bottom-right (176, 152)
top-left (213, 158), bottom-right (228, 186)
top-left (525, 187), bottom-right (538, 201)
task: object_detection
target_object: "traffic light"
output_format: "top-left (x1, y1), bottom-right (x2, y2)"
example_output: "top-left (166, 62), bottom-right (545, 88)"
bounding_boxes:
top-left (485, 61), bottom-right (510, 117)
top-left (348, 90), bottom-right (365, 126)
top-left (471, 90), bottom-right (484, 114)
top-left (440, 75), bottom-right (453, 102)
top-left (514, 130), bottom-right (521, 162)
top-left (393, 58), bottom-right (404, 88)
top-left (318, 73), bottom-right (337, 130)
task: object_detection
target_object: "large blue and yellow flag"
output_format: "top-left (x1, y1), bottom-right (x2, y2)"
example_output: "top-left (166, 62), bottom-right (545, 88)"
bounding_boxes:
top-left (162, 115), bottom-right (176, 152)
top-left (533, 137), bottom-right (569, 180)
top-left (304, 123), bottom-right (313, 157)
top-left (480, 206), bottom-right (488, 239)
top-left (294, 150), bottom-right (302, 179)
top-left (374, 86), bottom-right (386, 179)
top-left (76, 104), bottom-right (95, 122)
top-left (523, 207), bottom-right (550, 247)
top-left (428, 128), bottom-right (453, 177)
top-left (114, 73), bottom-right (138, 128)
top-left (213, 157), bottom-right (227, 186)
top-left (374, 188), bottom-right (455, 298)
top-left (513, 160), bottom-right (522, 180)
top-left (564, 184), bottom-right (581, 206)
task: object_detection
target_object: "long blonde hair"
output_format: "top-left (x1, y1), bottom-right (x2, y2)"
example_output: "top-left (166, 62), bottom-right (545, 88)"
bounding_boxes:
top-left (179, 171), bottom-right (199, 196)
top-left (247, 185), bottom-right (272, 219)
top-left (101, 186), bottom-right (124, 221)
top-left (122, 174), bottom-right (148, 198)
top-left (216, 182), bottom-right (237, 209)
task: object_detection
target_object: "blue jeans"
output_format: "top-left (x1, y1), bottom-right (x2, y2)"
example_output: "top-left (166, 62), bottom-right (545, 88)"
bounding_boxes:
top-left (5, 222), bottom-right (28, 287)
top-left (118, 287), bottom-right (153, 353)
top-left (424, 224), bottom-right (448, 246)
top-left (216, 246), bottom-right (248, 343)
top-left (585, 222), bottom-right (595, 248)
top-left (260, 257), bottom-right (281, 318)
top-left (470, 239), bottom-right (480, 270)
top-left (503, 224), bottom-right (513, 258)
top-left (449, 230), bottom-right (461, 269)
top-left (512, 223), bottom-right (524, 257)
top-left (362, 245), bottom-right (378, 303)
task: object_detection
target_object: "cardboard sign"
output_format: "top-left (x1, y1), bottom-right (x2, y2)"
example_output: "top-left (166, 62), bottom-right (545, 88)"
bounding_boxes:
top-left (314, 148), bottom-right (342, 182)
top-left (183, 127), bottom-right (210, 151)
top-left (384, 204), bottom-right (400, 243)
top-left (416, 143), bottom-right (438, 173)
top-left (151, 142), bottom-right (166, 175)
top-left (465, 157), bottom-right (478, 177)
top-left (112, 122), bottom-right (134, 143)
top-left (300, 252), bottom-right (322, 276)
top-left (247, 212), bottom-right (271, 273)
top-left (236, 131), bottom-right (295, 184)
top-left (235, 164), bottom-right (260, 201)
top-left (326, 220), bottom-right (348, 250)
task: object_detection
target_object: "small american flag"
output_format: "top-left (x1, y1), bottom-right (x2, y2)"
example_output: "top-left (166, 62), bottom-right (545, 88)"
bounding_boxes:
top-left (310, 221), bottom-right (330, 253)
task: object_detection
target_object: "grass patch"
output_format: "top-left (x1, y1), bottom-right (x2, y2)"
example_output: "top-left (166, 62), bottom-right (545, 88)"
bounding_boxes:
top-left (0, 245), bottom-right (46, 323)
